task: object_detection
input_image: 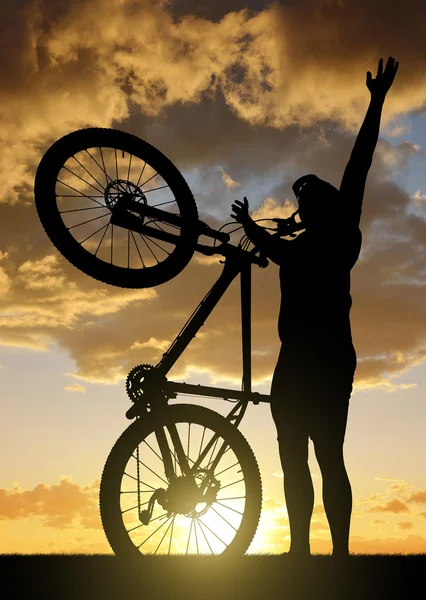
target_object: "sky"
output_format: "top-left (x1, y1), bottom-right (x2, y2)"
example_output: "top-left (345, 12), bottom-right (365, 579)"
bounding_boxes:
top-left (1, 0), bottom-right (426, 555)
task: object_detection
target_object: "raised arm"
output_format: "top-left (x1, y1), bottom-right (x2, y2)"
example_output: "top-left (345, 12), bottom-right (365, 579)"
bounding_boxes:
top-left (231, 197), bottom-right (288, 265)
top-left (339, 57), bottom-right (399, 225)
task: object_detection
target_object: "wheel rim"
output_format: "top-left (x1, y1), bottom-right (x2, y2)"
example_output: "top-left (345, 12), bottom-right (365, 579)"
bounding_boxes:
top-left (54, 144), bottom-right (185, 272)
top-left (118, 419), bottom-right (248, 555)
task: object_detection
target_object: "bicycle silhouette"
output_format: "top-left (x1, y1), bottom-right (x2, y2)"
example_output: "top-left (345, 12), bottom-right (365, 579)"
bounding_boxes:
top-left (34, 128), bottom-right (303, 557)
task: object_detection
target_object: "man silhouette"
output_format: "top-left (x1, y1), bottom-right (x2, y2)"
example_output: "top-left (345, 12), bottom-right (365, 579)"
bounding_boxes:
top-left (231, 57), bottom-right (399, 558)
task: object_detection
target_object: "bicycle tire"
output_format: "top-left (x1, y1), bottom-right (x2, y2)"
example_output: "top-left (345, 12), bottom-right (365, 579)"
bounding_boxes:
top-left (100, 404), bottom-right (262, 557)
top-left (34, 128), bottom-right (199, 288)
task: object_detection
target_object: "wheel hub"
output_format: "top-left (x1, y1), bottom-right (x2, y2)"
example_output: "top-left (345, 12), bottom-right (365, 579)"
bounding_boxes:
top-left (104, 179), bottom-right (147, 211)
top-left (157, 476), bottom-right (201, 514)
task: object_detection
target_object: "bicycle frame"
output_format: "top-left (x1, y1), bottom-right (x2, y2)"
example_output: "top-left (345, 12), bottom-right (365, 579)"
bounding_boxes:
top-left (114, 200), bottom-right (272, 488)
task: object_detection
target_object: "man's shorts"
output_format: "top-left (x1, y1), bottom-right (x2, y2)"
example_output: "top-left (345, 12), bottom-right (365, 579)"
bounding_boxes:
top-left (270, 343), bottom-right (355, 445)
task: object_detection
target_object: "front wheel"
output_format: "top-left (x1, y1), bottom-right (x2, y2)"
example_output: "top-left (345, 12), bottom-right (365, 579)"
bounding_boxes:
top-left (100, 404), bottom-right (262, 556)
top-left (34, 128), bottom-right (199, 288)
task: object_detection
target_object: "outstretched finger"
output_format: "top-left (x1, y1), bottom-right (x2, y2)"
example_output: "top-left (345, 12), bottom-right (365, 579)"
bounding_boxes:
top-left (376, 57), bottom-right (383, 77)
top-left (366, 70), bottom-right (372, 86)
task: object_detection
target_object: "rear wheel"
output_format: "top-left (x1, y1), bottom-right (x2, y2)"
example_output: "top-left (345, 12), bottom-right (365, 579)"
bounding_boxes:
top-left (100, 404), bottom-right (262, 556)
top-left (34, 128), bottom-right (199, 288)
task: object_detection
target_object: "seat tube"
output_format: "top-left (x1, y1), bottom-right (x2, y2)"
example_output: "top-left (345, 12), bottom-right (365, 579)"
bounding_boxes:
top-left (241, 263), bottom-right (252, 394)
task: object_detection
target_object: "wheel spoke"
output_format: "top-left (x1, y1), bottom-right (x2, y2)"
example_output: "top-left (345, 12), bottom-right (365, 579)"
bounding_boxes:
top-left (62, 165), bottom-right (104, 195)
top-left (197, 428), bottom-right (206, 462)
top-left (121, 502), bottom-right (149, 514)
top-left (132, 453), bottom-right (169, 486)
top-left (197, 516), bottom-right (227, 549)
top-left (138, 515), bottom-right (173, 549)
top-left (194, 517), bottom-right (200, 554)
top-left (149, 512), bottom-right (169, 523)
top-left (215, 501), bottom-right (244, 516)
top-left (216, 496), bottom-right (246, 501)
top-left (154, 516), bottom-right (175, 555)
top-left (215, 461), bottom-right (240, 478)
top-left (204, 446), bottom-right (231, 472)
top-left (187, 423), bottom-right (191, 460)
top-left (57, 194), bottom-right (105, 199)
top-left (67, 212), bottom-right (110, 231)
top-left (136, 161), bottom-right (146, 188)
top-left (167, 515), bottom-right (175, 555)
top-left (209, 504), bottom-right (238, 532)
top-left (72, 154), bottom-right (106, 191)
top-left (80, 222), bottom-right (109, 245)
top-left (138, 233), bottom-right (160, 264)
top-left (152, 199), bottom-right (176, 208)
top-left (59, 205), bottom-right (108, 214)
top-left (57, 179), bottom-right (106, 208)
top-left (124, 471), bottom-right (156, 490)
top-left (139, 227), bottom-right (171, 256)
top-left (141, 172), bottom-right (158, 188)
top-left (121, 490), bottom-right (154, 494)
top-left (195, 517), bottom-right (214, 554)
top-left (131, 231), bottom-right (146, 268)
top-left (98, 147), bottom-right (110, 186)
top-left (186, 517), bottom-right (194, 555)
top-left (84, 148), bottom-right (112, 187)
top-left (143, 439), bottom-right (164, 463)
top-left (143, 184), bottom-right (169, 194)
top-left (218, 478), bottom-right (245, 491)
top-left (95, 223), bottom-right (110, 257)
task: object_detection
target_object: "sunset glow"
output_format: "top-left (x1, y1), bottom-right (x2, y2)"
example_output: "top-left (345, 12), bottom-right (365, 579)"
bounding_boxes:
top-left (1, 0), bottom-right (426, 555)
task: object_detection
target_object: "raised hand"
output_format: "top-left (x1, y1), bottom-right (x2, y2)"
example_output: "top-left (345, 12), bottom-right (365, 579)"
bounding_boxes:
top-left (231, 196), bottom-right (250, 224)
top-left (366, 56), bottom-right (399, 100)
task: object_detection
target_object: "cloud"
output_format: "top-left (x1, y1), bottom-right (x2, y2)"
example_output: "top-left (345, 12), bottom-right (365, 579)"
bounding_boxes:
top-left (218, 167), bottom-right (240, 189)
top-left (397, 521), bottom-right (413, 530)
top-left (65, 382), bottom-right (85, 393)
top-left (0, 0), bottom-right (425, 389)
top-left (367, 499), bottom-right (410, 514)
top-left (262, 497), bottom-right (282, 511)
top-left (407, 490), bottom-right (426, 504)
top-left (0, 478), bottom-right (101, 529)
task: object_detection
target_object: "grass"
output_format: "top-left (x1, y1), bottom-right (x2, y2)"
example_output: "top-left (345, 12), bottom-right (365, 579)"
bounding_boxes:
top-left (1, 553), bottom-right (424, 600)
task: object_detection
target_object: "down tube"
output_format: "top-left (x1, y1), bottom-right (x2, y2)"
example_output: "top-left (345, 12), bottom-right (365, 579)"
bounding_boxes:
top-left (156, 260), bottom-right (241, 377)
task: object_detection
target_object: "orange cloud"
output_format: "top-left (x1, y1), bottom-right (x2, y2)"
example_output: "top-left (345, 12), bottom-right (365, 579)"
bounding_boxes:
top-left (368, 499), bottom-right (410, 514)
top-left (397, 521), bottom-right (413, 530)
top-left (407, 491), bottom-right (426, 504)
top-left (0, 479), bottom-right (101, 529)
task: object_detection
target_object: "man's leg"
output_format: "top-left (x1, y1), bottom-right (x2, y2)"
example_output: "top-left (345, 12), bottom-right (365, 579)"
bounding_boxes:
top-left (271, 403), bottom-right (314, 555)
top-left (312, 401), bottom-right (352, 556)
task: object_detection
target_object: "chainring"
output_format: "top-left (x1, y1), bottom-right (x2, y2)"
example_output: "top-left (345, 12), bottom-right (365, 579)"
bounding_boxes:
top-left (126, 364), bottom-right (154, 404)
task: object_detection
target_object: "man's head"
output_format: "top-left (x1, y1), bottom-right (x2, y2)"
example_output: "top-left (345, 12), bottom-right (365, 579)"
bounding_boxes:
top-left (292, 174), bottom-right (339, 227)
